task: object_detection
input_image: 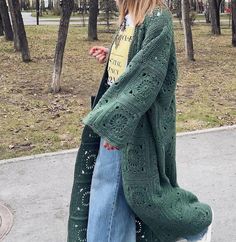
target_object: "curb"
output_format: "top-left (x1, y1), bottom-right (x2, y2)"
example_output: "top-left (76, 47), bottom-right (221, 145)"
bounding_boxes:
top-left (0, 124), bottom-right (235, 165)
top-left (0, 148), bottom-right (78, 165)
top-left (176, 124), bottom-right (236, 136)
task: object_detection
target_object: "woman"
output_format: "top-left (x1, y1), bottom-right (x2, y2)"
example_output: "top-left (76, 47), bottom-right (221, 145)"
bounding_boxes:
top-left (67, 1), bottom-right (214, 242)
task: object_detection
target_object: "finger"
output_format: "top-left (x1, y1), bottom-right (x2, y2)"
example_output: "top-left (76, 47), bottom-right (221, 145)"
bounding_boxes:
top-left (89, 47), bottom-right (102, 56)
top-left (99, 59), bottom-right (106, 64)
top-left (93, 51), bottom-right (105, 59)
top-left (96, 53), bottom-right (105, 59)
top-left (99, 54), bottom-right (106, 60)
top-left (103, 48), bottom-right (109, 54)
top-left (89, 46), bottom-right (100, 52)
top-left (100, 47), bottom-right (109, 53)
top-left (94, 48), bottom-right (104, 54)
top-left (97, 55), bottom-right (106, 63)
top-left (91, 51), bottom-right (101, 57)
top-left (94, 46), bottom-right (106, 52)
top-left (89, 47), bottom-right (98, 55)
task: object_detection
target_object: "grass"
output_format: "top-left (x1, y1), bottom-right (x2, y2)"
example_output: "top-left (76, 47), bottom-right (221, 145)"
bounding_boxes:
top-left (0, 22), bottom-right (235, 160)
top-left (174, 22), bottom-right (236, 131)
top-left (195, 13), bottom-right (231, 20)
top-left (30, 11), bottom-right (118, 19)
top-left (30, 10), bottom-right (230, 20)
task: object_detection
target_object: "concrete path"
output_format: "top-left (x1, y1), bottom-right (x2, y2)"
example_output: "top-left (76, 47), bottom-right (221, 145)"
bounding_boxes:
top-left (0, 125), bottom-right (236, 242)
top-left (22, 12), bottom-right (117, 26)
top-left (22, 12), bottom-right (231, 26)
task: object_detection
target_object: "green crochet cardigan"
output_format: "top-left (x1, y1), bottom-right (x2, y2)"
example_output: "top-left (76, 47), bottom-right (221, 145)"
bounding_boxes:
top-left (67, 6), bottom-right (213, 242)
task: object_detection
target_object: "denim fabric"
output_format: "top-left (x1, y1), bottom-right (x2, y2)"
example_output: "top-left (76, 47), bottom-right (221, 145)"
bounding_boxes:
top-left (87, 137), bottom-right (212, 242)
top-left (87, 137), bottom-right (136, 242)
top-left (184, 226), bottom-right (209, 241)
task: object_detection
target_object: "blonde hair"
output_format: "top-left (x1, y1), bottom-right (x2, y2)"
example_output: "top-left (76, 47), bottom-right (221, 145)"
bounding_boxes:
top-left (116, 0), bottom-right (167, 27)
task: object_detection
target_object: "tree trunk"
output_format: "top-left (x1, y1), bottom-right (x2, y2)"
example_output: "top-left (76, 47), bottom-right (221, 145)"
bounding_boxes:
top-left (88, 0), bottom-right (98, 40)
top-left (189, 0), bottom-right (194, 10)
top-left (0, 15), bottom-right (4, 36)
top-left (0, 0), bottom-right (13, 41)
top-left (7, 0), bottom-right (21, 51)
top-left (209, 0), bottom-right (221, 35)
top-left (36, 0), bottom-right (40, 25)
top-left (51, 0), bottom-right (74, 93)
top-left (52, 0), bottom-right (61, 15)
top-left (196, 0), bottom-right (199, 13)
top-left (182, 0), bottom-right (195, 61)
top-left (9, 0), bottom-right (31, 61)
top-left (232, 0), bottom-right (236, 47)
top-left (105, 0), bottom-right (110, 32)
top-left (204, 4), bottom-right (211, 23)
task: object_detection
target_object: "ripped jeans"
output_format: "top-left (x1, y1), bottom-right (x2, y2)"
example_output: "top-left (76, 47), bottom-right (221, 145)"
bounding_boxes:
top-left (86, 137), bottom-right (211, 242)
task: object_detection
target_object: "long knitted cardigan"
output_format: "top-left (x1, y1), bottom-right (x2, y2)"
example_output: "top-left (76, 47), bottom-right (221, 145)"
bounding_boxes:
top-left (67, 6), bottom-right (213, 242)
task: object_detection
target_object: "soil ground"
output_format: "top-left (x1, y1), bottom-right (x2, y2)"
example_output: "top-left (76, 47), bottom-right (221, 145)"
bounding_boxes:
top-left (0, 21), bottom-right (235, 160)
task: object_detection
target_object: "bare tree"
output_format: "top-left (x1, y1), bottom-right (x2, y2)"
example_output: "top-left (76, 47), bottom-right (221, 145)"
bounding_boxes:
top-left (0, 0), bottom-right (13, 41)
top-left (209, 0), bottom-right (222, 35)
top-left (100, 0), bottom-right (117, 32)
top-left (88, 0), bottom-right (99, 40)
top-left (7, 0), bottom-right (21, 51)
top-left (0, 15), bottom-right (4, 36)
top-left (204, 1), bottom-right (211, 23)
top-left (182, 0), bottom-right (195, 61)
top-left (52, 0), bottom-right (61, 15)
top-left (189, 0), bottom-right (195, 10)
top-left (51, 0), bottom-right (74, 93)
top-left (8, 0), bottom-right (31, 61)
top-left (232, 0), bottom-right (236, 46)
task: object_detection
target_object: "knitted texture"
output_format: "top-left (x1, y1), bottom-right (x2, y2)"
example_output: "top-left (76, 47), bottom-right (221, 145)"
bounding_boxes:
top-left (67, 6), bottom-right (213, 242)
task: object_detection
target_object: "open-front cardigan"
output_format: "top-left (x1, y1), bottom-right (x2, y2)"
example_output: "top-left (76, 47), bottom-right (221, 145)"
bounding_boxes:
top-left (67, 6), bottom-right (213, 242)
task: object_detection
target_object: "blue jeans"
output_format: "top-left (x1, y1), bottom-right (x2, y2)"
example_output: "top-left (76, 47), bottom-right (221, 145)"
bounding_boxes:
top-left (87, 137), bottom-right (136, 242)
top-left (87, 137), bottom-right (211, 242)
top-left (184, 227), bottom-right (209, 241)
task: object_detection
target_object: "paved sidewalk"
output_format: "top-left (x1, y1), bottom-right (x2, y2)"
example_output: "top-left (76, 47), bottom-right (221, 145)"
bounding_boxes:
top-left (22, 12), bottom-right (231, 26)
top-left (0, 125), bottom-right (236, 242)
top-left (22, 12), bottom-right (117, 26)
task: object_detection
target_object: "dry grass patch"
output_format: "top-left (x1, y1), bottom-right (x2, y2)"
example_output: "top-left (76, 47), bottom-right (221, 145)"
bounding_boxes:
top-left (0, 22), bottom-right (235, 159)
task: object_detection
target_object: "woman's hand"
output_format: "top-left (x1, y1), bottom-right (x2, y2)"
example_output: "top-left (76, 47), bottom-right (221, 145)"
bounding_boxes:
top-left (89, 46), bottom-right (109, 64)
top-left (103, 139), bottom-right (119, 150)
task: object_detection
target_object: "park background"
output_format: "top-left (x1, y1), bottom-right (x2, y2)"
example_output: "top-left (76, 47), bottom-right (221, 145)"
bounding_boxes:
top-left (0, 1), bottom-right (236, 242)
top-left (0, 0), bottom-right (235, 160)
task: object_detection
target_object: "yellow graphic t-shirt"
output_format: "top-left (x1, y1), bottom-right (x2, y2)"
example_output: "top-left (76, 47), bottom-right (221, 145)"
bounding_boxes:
top-left (107, 14), bottom-right (135, 86)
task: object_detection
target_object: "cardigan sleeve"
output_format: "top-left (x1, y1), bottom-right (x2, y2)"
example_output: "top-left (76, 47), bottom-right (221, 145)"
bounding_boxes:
top-left (82, 9), bottom-right (173, 149)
